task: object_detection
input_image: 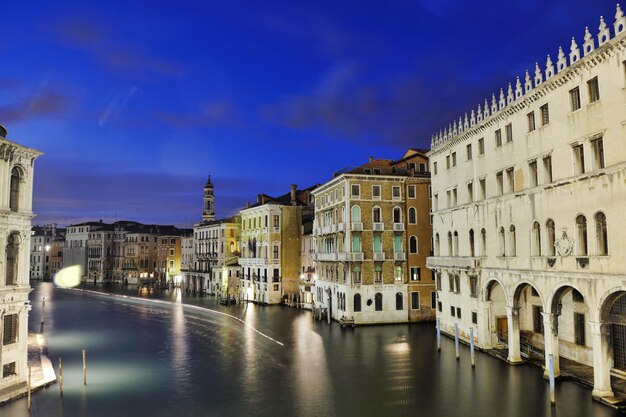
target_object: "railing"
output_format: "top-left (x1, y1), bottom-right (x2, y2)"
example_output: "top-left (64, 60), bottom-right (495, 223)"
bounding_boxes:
top-left (426, 256), bottom-right (481, 269)
top-left (349, 252), bottom-right (364, 261)
top-left (314, 253), bottom-right (338, 261)
top-left (392, 223), bottom-right (405, 232)
top-left (393, 252), bottom-right (406, 261)
top-left (373, 222), bottom-right (384, 231)
top-left (373, 252), bottom-right (385, 261)
top-left (351, 222), bottom-right (363, 231)
top-left (337, 222), bottom-right (346, 231)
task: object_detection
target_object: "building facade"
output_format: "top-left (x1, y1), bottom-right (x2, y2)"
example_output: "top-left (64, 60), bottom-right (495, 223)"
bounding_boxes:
top-left (427, 7), bottom-right (626, 400)
top-left (0, 126), bottom-right (42, 395)
top-left (87, 225), bottom-right (114, 283)
top-left (63, 221), bottom-right (105, 281)
top-left (29, 224), bottom-right (61, 281)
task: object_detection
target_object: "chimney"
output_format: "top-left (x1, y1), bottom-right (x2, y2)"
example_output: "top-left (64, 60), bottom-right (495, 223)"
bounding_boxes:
top-left (369, 156), bottom-right (374, 162)
top-left (290, 184), bottom-right (297, 206)
top-left (246, 201), bottom-right (250, 208)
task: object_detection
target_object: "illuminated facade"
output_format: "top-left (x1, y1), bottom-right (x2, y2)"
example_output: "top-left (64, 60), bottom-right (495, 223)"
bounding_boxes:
top-left (0, 126), bottom-right (42, 396)
top-left (427, 6), bottom-right (626, 400)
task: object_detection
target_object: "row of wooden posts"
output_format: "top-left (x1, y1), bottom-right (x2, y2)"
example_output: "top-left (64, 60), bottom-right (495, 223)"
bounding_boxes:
top-left (436, 318), bottom-right (557, 405)
top-left (27, 349), bottom-right (87, 411)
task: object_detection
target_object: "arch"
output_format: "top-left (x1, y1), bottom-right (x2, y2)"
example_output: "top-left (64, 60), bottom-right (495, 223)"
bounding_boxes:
top-left (375, 292), bottom-right (383, 311)
top-left (351, 205), bottom-right (361, 222)
top-left (508, 225), bottom-right (516, 257)
top-left (596, 287), bottom-right (626, 323)
top-left (469, 229), bottom-right (475, 257)
top-left (434, 233), bottom-right (440, 256)
top-left (394, 235), bottom-right (403, 252)
top-left (453, 231), bottom-right (459, 256)
top-left (409, 235), bottom-right (417, 254)
top-left (5, 232), bottom-right (20, 285)
top-left (372, 206), bottom-right (382, 223)
top-left (531, 221), bottom-right (541, 256)
top-left (594, 211), bottom-right (608, 255)
top-left (9, 166), bottom-right (22, 212)
top-left (484, 277), bottom-right (509, 303)
top-left (408, 207), bottom-right (416, 224)
top-left (393, 206), bottom-right (402, 223)
top-left (395, 292), bottom-right (403, 310)
top-left (512, 280), bottom-right (545, 309)
top-left (576, 214), bottom-right (588, 256)
top-left (480, 228), bottom-right (486, 256)
top-left (447, 231), bottom-right (453, 255)
top-left (351, 235), bottom-right (361, 252)
top-left (498, 227), bottom-right (505, 257)
top-left (546, 219), bottom-right (556, 256)
top-left (354, 293), bottom-right (361, 312)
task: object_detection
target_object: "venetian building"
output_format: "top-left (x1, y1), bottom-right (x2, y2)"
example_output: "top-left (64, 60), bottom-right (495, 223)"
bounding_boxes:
top-left (0, 125), bottom-right (43, 395)
top-left (427, 5), bottom-right (626, 401)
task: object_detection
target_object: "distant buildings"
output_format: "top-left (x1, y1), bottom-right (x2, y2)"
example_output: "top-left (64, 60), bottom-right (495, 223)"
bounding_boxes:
top-left (427, 6), bottom-right (626, 401)
top-left (30, 223), bottom-right (64, 280)
top-left (0, 125), bottom-right (42, 396)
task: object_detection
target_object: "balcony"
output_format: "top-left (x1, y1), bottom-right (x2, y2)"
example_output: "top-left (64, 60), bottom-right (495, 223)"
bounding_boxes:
top-left (351, 222), bottom-right (363, 231)
top-left (314, 253), bottom-right (338, 261)
top-left (239, 257), bottom-right (269, 267)
top-left (392, 223), bottom-right (405, 232)
top-left (426, 256), bottom-right (481, 270)
top-left (337, 252), bottom-right (347, 261)
top-left (373, 252), bottom-right (385, 261)
top-left (373, 222), bottom-right (384, 232)
top-left (348, 252), bottom-right (364, 262)
top-left (337, 222), bottom-right (346, 232)
top-left (393, 252), bottom-right (406, 261)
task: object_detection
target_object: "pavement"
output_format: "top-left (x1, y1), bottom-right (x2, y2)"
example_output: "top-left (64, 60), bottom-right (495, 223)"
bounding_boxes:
top-left (0, 332), bottom-right (57, 405)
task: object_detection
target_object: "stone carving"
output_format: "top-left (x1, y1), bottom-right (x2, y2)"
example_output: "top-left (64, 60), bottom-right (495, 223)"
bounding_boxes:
top-left (555, 229), bottom-right (575, 256)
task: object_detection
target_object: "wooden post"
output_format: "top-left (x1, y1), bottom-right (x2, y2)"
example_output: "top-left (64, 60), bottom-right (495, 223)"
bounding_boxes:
top-left (82, 349), bottom-right (87, 385)
top-left (454, 323), bottom-right (460, 360)
top-left (436, 318), bottom-right (441, 352)
top-left (549, 353), bottom-right (556, 405)
top-left (59, 357), bottom-right (63, 397)
top-left (470, 327), bottom-right (476, 367)
top-left (27, 366), bottom-right (32, 411)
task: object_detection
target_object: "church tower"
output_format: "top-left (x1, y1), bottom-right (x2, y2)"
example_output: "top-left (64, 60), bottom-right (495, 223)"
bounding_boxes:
top-left (202, 175), bottom-right (215, 222)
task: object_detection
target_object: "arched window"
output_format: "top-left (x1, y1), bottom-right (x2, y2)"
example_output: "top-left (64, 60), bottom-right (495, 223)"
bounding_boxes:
top-left (498, 227), bottom-right (505, 257)
top-left (373, 235), bottom-right (382, 252)
top-left (374, 264), bottom-right (383, 283)
top-left (396, 292), bottom-right (403, 310)
top-left (469, 229), bottom-right (475, 257)
top-left (447, 232), bottom-right (453, 255)
top-left (9, 167), bottom-right (20, 212)
top-left (6, 234), bottom-right (18, 285)
top-left (546, 219), bottom-right (556, 256)
top-left (532, 221), bottom-right (541, 256)
top-left (351, 235), bottom-right (361, 252)
top-left (352, 265), bottom-right (361, 283)
top-left (354, 293), bottom-right (362, 312)
top-left (453, 231), bottom-right (459, 256)
top-left (375, 292), bottom-right (383, 311)
top-left (351, 205), bottom-right (361, 222)
top-left (372, 206), bottom-right (382, 223)
top-left (576, 215), bottom-right (588, 256)
top-left (408, 207), bottom-right (416, 224)
top-left (394, 235), bottom-right (403, 252)
top-left (480, 228), bottom-right (486, 256)
top-left (408, 236), bottom-right (417, 254)
top-left (393, 207), bottom-right (402, 223)
top-left (435, 233), bottom-right (440, 256)
top-left (509, 225), bottom-right (516, 257)
top-left (595, 212), bottom-right (608, 255)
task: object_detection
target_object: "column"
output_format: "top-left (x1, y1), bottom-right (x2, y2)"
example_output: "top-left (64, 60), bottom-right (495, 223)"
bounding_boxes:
top-left (542, 312), bottom-right (560, 378)
top-left (590, 321), bottom-right (614, 398)
top-left (481, 301), bottom-right (492, 349)
top-left (507, 306), bottom-right (522, 363)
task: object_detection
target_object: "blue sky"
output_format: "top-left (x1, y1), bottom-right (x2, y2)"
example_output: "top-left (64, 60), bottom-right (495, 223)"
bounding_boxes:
top-left (0, 0), bottom-right (619, 227)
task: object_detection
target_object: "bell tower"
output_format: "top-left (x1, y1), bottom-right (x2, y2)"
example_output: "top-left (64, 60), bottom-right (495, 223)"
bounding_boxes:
top-left (202, 175), bottom-right (215, 222)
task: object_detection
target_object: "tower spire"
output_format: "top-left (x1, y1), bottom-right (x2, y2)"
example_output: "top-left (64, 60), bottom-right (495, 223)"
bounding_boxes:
top-left (202, 174), bottom-right (215, 222)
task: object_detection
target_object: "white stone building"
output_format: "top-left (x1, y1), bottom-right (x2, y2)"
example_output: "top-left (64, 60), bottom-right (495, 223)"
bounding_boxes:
top-left (0, 126), bottom-right (42, 395)
top-left (427, 6), bottom-right (626, 401)
top-left (63, 221), bottom-right (105, 282)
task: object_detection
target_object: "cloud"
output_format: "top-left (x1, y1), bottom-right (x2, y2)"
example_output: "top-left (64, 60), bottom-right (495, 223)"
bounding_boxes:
top-left (154, 100), bottom-right (241, 129)
top-left (0, 89), bottom-right (72, 123)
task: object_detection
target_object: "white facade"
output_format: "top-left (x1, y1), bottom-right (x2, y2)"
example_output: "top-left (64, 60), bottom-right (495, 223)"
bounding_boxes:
top-left (0, 128), bottom-right (42, 394)
top-left (428, 7), bottom-right (626, 400)
top-left (63, 222), bottom-right (103, 281)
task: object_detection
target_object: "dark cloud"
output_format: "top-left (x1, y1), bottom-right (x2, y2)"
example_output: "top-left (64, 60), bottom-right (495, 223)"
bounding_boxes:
top-left (0, 89), bottom-right (72, 123)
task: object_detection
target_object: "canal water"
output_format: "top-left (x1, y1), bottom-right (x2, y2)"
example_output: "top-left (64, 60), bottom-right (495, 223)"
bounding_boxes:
top-left (2, 282), bottom-right (620, 417)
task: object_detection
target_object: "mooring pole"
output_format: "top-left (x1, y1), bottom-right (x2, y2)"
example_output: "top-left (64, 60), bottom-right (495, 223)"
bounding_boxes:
top-left (549, 353), bottom-right (556, 405)
top-left (470, 327), bottom-right (476, 367)
top-left (59, 357), bottom-right (63, 397)
top-left (27, 366), bottom-right (32, 411)
top-left (436, 318), bottom-right (441, 352)
top-left (40, 297), bottom-right (45, 332)
top-left (82, 349), bottom-right (87, 385)
top-left (454, 323), bottom-right (460, 360)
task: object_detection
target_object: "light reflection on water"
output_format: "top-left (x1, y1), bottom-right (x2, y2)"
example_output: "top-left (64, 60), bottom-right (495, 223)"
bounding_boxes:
top-left (1, 282), bottom-right (620, 417)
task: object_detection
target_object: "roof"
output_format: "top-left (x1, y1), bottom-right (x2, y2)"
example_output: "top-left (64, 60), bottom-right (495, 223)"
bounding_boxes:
top-left (243, 184), bottom-right (318, 210)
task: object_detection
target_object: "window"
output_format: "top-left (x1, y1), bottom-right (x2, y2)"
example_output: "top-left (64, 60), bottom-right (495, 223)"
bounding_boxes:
top-left (466, 144), bottom-right (472, 160)
top-left (506, 167), bottom-right (514, 193)
top-left (532, 221), bottom-right (542, 256)
top-left (573, 144), bottom-right (585, 175)
top-left (411, 292), bottom-right (420, 310)
top-left (576, 215), bottom-right (588, 256)
top-left (410, 267), bottom-right (420, 281)
top-left (451, 152), bottom-right (457, 167)
top-left (447, 232), bottom-right (453, 255)
top-left (393, 235), bottom-right (403, 253)
top-left (478, 138), bottom-right (485, 155)
top-left (408, 207), bottom-right (416, 224)
top-left (354, 294), bottom-right (361, 312)
top-left (392, 186), bottom-right (401, 199)
top-left (574, 312), bottom-right (586, 345)
top-left (375, 293), bottom-right (383, 311)
top-left (533, 305), bottom-right (544, 334)
top-left (456, 307), bottom-right (462, 319)
top-left (373, 234), bottom-right (382, 253)
top-left (407, 185), bottom-right (416, 199)
top-left (372, 207), bottom-right (381, 223)
top-left (467, 182), bottom-right (473, 203)
top-left (419, 163), bottom-right (426, 172)
top-left (351, 235), bottom-right (361, 252)
top-left (393, 207), bottom-right (402, 224)
top-left (540, 104), bottom-right (550, 125)
top-left (374, 265), bottom-right (382, 283)
top-left (438, 302), bottom-right (442, 313)
top-left (469, 229), bottom-right (475, 257)
top-left (570, 87), bottom-right (581, 111)
top-left (433, 161), bottom-right (438, 175)
top-left (408, 162), bottom-right (416, 171)
top-left (9, 167), bottom-right (20, 212)
top-left (273, 215), bottom-right (280, 228)
top-left (351, 185), bottom-right (360, 198)
top-left (446, 155), bottom-right (450, 169)
top-left (5, 234), bottom-right (18, 286)
top-left (169, 248), bottom-right (175, 256)
top-left (587, 76), bottom-right (600, 102)
top-left (472, 312), bottom-right (478, 325)
top-left (396, 293), bottom-right (403, 310)
top-left (480, 229), bottom-right (486, 256)
top-left (452, 188), bottom-right (457, 207)
top-left (527, 112), bottom-right (535, 132)
top-left (495, 129), bottom-right (502, 147)
top-left (479, 178), bottom-right (486, 200)
top-left (529, 161), bottom-right (538, 187)
top-left (3, 314), bottom-right (18, 345)
top-left (505, 123), bottom-right (513, 142)
top-left (498, 227), bottom-right (505, 257)
top-left (351, 205), bottom-right (361, 222)
top-left (595, 212), bottom-right (608, 255)
top-left (2, 362), bottom-right (16, 378)
top-left (496, 171), bottom-right (504, 195)
top-left (409, 236), bottom-right (418, 254)
top-left (453, 232), bottom-right (458, 256)
top-left (372, 185), bottom-right (381, 199)
top-left (431, 292), bottom-right (437, 309)
top-left (508, 225), bottom-right (516, 257)
top-left (353, 266), bottom-right (361, 283)
top-left (469, 276), bottom-right (478, 297)
top-left (273, 245), bottom-right (279, 259)
top-left (592, 138), bottom-right (605, 170)
top-left (543, 156), bottom-right (553, 183)
top-left (546, 219), bottom-right (556, 256)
